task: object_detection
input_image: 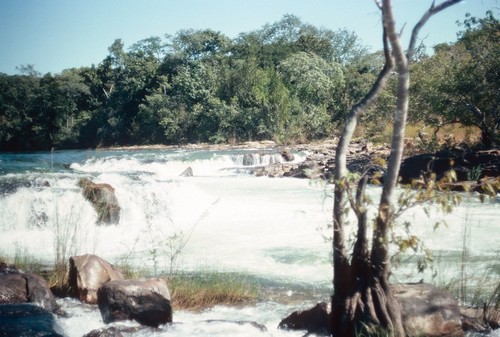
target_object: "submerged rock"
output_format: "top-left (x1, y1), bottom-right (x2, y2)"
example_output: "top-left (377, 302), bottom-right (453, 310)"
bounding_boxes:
top-left (0, 303), bottom-right (63, 337)
top-left (179, 166), bottom-right (193, 177)
top-left (278, 302), bottom-right (330, 335)
top-left (83, 326), bottom-right (151, 337)
top-left (206, 319), bottom-right (267, 332)
top-left (77, 178), bottom-right (121, 224)
top-left (97, 278), bottom-right (172, 327)
top-left (68, 254), bottom-right (124, 304)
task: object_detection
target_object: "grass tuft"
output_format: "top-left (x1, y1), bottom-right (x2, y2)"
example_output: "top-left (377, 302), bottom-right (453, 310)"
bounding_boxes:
top-left (167, 272), bottom-right (258, 310)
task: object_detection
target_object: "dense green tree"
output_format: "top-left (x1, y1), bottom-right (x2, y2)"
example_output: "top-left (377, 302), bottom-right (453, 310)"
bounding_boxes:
top-left (0, 72), bottom-right (40, 150)
top-left (278, 51), bottom-right (345, 139)
top-left (410, 11), bottom-right (499, 147)
top-left (0, 15), bottom-right (397, 150)
top-left (168, 29), bottom-right (231, 61)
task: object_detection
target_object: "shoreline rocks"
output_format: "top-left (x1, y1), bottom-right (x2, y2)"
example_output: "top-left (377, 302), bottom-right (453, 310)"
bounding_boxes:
top-left (248, 140), bottom-right (499, 191)
top-left (256, 139), bottom-right (390, 180)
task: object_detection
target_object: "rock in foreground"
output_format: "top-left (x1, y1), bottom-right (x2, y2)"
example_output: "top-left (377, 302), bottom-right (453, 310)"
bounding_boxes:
top-left (0, 263), bottom-right (59, 313)
top-left (68, 254), bottom-right (124, 304)
top-left (0, 303), bottom-right (63, 337)
top-left (394, 283), bottom-right (463, 337)
top-left (279, 283), bottom-right (464, 337)
top-left (97, 278), bottom-right (172, 327)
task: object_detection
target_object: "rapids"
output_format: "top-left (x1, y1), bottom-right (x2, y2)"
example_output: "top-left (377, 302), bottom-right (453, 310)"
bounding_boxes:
top-left (0, 147), bottom-right (498, 336)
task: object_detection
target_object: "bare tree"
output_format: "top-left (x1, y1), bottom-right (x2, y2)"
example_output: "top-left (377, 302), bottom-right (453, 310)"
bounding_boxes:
top-left (331, 1), bottom-right (462, 336)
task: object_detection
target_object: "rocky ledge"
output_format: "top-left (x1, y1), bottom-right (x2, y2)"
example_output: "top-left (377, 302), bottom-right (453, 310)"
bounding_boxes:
top-left (256, 139), bottom-right (390, 180)
top-left (255, 139), bottom-right (499, 192)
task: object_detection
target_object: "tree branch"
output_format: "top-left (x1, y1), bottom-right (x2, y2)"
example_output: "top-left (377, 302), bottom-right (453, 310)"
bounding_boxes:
top-left (407, 0), bottom-right (464, 60)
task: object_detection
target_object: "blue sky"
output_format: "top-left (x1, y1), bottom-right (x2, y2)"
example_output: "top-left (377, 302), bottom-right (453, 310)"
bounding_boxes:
top-left (0, 0), bottom-right (497, 75)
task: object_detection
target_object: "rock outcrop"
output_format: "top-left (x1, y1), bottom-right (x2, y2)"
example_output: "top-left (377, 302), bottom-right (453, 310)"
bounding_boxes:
top-left (399, 148), bottom-right (500, 187)
top-left (68, 254), bottom-right (124, 304)
top-left (257, 140), bottom-right (390, 180)
top-left (97, 278), bottom-right (172, 327)
top-left (78, 178), bottom-right (121, 224)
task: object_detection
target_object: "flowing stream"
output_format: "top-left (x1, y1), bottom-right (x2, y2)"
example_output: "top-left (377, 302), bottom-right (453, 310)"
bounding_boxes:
top-left (0, 147), bottom-right (498, 336)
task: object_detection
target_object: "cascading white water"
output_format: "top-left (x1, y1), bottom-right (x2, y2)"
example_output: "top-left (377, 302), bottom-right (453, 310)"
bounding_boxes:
top-left (0, 147), bottom-right (498, 336)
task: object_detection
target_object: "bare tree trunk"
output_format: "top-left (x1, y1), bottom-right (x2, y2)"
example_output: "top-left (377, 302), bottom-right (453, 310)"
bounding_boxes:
top-left (331, 1), bottom-right (463, 336)
top-left (332, 25), bottom-right (394, 335)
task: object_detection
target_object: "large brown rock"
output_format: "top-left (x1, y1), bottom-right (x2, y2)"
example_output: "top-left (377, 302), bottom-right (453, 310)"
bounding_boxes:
top-left (78, 178), bottom-right (121, 224)
top-left (279, 283), bottom-right (464, 337)
top-left (394, 283), bottom-right (464, 337)
top-left (97, 278), bottom-right (172, 327)
top-left (68, 254), bottom-right (123, 304)
top-left (0, 265), bottom-right (59, 313)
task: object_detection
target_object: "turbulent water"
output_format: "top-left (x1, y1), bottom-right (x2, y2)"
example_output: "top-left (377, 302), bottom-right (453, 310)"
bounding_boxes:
top-left (0, 147), bottom-right (498, 336)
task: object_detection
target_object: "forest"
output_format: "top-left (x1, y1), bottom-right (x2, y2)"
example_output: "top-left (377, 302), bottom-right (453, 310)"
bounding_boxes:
top-left (0, 12), bottom-right (497, 151)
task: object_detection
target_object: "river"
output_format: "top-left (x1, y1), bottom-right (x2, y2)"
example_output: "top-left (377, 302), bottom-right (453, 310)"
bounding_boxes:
top-left (0, 147), bottom-right (498, 336)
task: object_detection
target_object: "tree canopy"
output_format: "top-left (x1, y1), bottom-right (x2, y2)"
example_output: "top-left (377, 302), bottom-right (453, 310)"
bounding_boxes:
top-left (410, 11), bottom-right (499, 147)
top-left (0, 13), bottom-right (496, 151)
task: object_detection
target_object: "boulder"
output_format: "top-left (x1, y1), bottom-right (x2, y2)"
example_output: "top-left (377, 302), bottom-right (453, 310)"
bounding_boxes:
top-left (0, 303), bottom-right (63, 337)
top-left (279, 283), bottom-right (464, 337)
top-left (68, 254), bottom-right (124, 304)
top-left (394, 283), bottom-right (464, 337)
top-left (399, 153), bottom-right (455, 184)
top-left (97, 278), bottom-right (172, 327)
top-left (78, 178), bottom-right (121, 224)
top-left (0, 268), bottom-right (59, 313)
top-left (278, 302), bottom-right (330, 335)
top-left (399, 149), bottom-right (500, 185)
top-left (0, 273), bottom-right (26, 304)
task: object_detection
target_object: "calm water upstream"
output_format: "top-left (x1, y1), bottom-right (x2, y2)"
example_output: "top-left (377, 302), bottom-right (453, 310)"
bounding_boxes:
top-left (0, 147), bottom-right (498, 336)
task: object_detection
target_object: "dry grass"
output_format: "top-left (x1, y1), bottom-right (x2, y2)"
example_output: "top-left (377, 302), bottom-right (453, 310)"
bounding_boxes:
top-left (167, 272), bottom-right (257, 311)
top-left (354, 121), bottom-right (482, 148)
